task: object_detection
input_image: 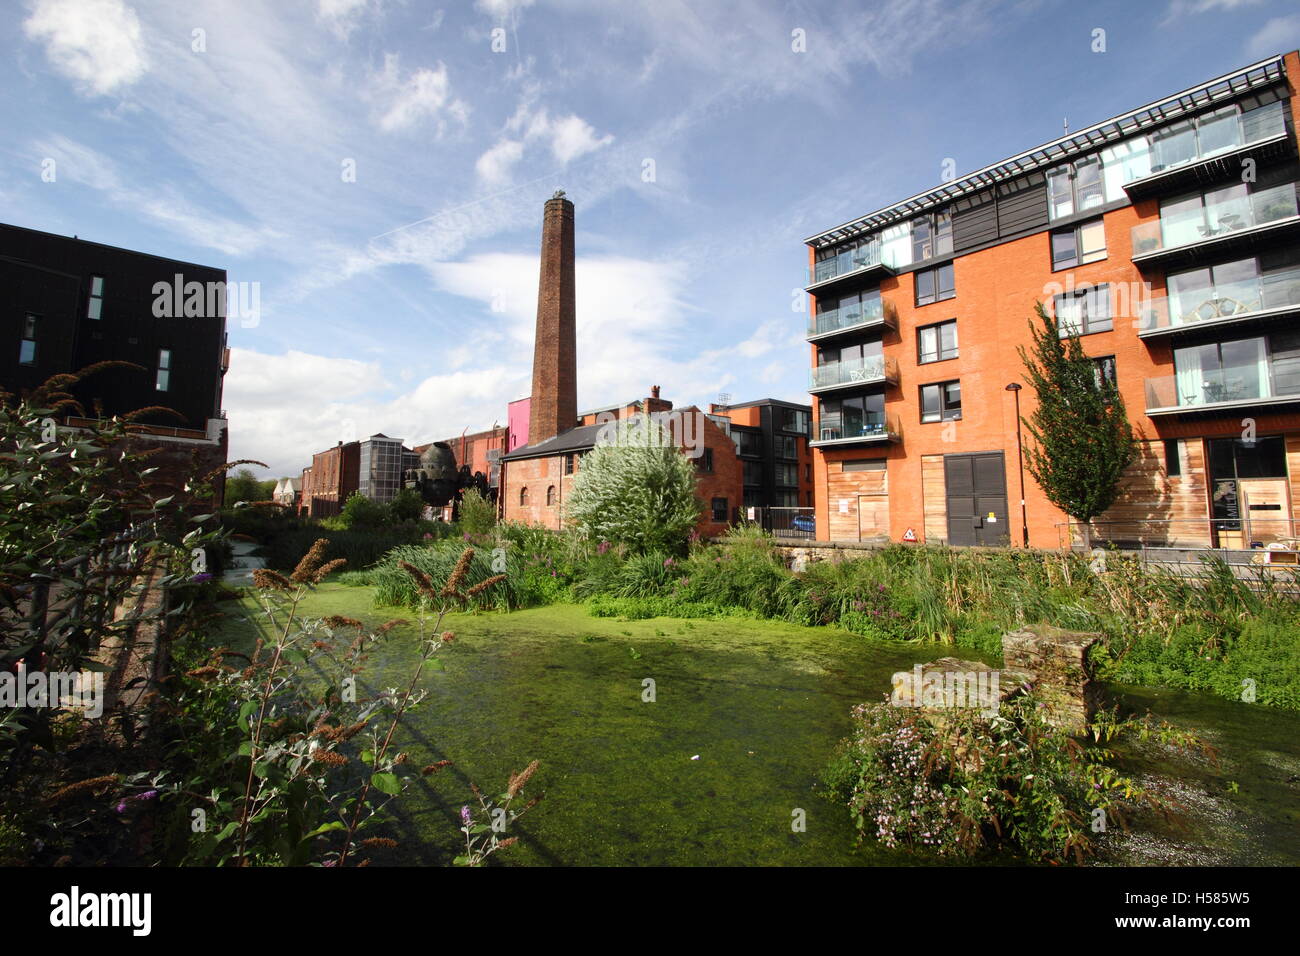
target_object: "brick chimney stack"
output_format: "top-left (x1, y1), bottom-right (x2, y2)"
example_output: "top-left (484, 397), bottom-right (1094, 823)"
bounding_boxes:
top-left (529, 191), bottom-right (577, 444)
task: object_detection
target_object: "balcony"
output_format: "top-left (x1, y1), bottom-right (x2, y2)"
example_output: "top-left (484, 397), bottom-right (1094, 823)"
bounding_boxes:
top-left (807, 299), bottom-right (897, 342)
top-left (1137, 266), bottom-right (1300, 339)
top-left (809, 354), bottom-right (897, 394)
top-left (1145, 367), bottom-right (1300, 416)
top-left (806, 239), bottom-right (897, 294)
top-left (1123, 102), bottom-right (1292, 201)
top-left (1130, 182), bottom-right (1300, 269)
top-left (811, 414), bottom-right (900, 447)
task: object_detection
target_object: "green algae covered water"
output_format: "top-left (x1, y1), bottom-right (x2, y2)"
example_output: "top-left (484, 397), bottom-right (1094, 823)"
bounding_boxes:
top-left (212, 585), bottom-right (1300, 866)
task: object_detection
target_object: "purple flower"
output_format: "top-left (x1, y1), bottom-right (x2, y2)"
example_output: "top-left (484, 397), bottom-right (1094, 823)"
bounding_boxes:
top-left (191, 572), bottom-right (213, 583)
top-left (463, 533), bottom-right (471, 541)
top-left (663, 558), bottom-right (674, 567)
top-left (135, 790), bottom-right (158, 801)
top-left (460, 805), bottom-right (472, 826)
top-left (115, 800), bottom-right (128, 814)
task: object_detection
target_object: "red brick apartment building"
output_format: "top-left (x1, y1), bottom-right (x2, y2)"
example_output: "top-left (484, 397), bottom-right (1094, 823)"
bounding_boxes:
top-left (805, 51), bottom-right (1300, 550)
top-left (708, 399), bottom-right (815, 512)
top-left (299, 440), bottom-right (359, 517)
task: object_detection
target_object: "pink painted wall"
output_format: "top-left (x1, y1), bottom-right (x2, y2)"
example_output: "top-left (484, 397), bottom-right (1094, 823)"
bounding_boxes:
top-left (508, 397), bottom-right (531, 451)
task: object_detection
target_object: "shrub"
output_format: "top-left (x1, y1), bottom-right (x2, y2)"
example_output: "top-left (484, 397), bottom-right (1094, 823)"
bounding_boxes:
top-left (390, 488), bottom-right (425, 523)
top-left (341, 491), bottom-right (390, 529)
top-left (458, 488), bottom-right (497, 536)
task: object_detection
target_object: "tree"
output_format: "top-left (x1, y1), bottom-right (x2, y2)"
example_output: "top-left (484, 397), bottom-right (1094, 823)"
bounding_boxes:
top-left (340, 491), bottom-right (390, 529)
top-left (458, 487), bottom-right (497, 536)
top-left (1017, 301), bottom-right (1136, 549)
top-left (565, 415), bottom-right (701, 555)
top-left (390, 487), bottom-right (425, 523)
top-left (226, 468), bottom-right (275, 505)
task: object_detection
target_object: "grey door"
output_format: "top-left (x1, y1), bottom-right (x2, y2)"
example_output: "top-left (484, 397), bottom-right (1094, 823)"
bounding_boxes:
top-left (945, 452), bottom-right (1009, 547)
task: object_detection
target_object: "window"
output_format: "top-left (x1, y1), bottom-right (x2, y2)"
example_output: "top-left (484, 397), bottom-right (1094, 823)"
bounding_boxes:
top-left (87, 276), bottom-right (104, 319)
top-left (1092, 355), bottom-right (1117, 390)
top-left (914, 263), bottom-right (954, 306)
top-left (819, 392), bottom-right (886, 440)
top-left (918, 319), bottom-right (958, 363)
top-left (911, 210), bottom-right (953, 261)
top-left (776, 435), bottom-right (797, 460)
top-left (920, 380), bottom-right (961, 423)
top-left (1050, 218), bottom-right (1107, 269)
top-left (1055, 285), bottom-right (1112, 337)
top-left (775, 490), bottom-right (800, 508)
top-left (696, 448), bottom-right (714, 473)
top-left (711, 497), bottom-right (728, 522)
top-left (735, 429), bottom-right (762, 456)
top-left (19, 313), bottom-right (37, 365)
top-left (743, 460), bottom-right (764, 485)
top-left (1167, 258), bottom-right (1261, 324)
top-left (565, 454), bottom-right (577, 475)
top-left (519, 486), bottom-right (529, 506)
top-left (805, 464), bottom-right (811, 481)
top-left (775, 462), bottom-right (799, 487)
top-left (780, 407), bottom-right (810, 434)
top-left (546, 485), bottom-right (556, 506)
top-left (1047, 156), bottom-right (1104, 220)
top-left (155, 349), bottom-right (171, 391)
top-left (1164, 439), bottom-right (1182, 477)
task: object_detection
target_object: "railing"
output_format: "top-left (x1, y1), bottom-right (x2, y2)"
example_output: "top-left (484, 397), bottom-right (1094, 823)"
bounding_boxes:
top-left (814, 413), bottom-right (897, 443)
top-left (810, 354), bottom-right (895, 390)
top-left (1144, 365), bottom-right (1300, 411)
top-left (740, 506), bottom-right (816, 540)
top-left (1131, 181), bottom-right (1300, 257)
top-left (1137, 266), bottom-right (1300, 333)
top-left (1144, 100), bottom-right (1288, 177)
top-left (809, 239), bottom-right (900, 285)
top-left (1056, 517), bottom-right (1300, 555)
top-left (808, 298), bottom-right (892, 337)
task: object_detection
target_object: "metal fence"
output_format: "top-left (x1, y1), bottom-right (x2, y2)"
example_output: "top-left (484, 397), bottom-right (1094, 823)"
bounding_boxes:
top-left (741, 506), bottom-right (816, 540)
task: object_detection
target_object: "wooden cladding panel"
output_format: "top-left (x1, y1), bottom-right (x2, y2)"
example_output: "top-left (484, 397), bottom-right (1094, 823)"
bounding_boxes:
top-left (921, 454), bottom-right (947, 544)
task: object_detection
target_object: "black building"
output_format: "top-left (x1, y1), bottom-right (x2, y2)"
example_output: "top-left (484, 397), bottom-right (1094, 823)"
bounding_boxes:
top-left (0, 222), bottom-right (229, 433)
top-left (709, 398), bottom-right (813, 511)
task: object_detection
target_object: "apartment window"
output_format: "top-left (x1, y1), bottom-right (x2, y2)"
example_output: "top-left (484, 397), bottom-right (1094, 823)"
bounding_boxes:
top-left (1164, 439), bottom-right (1182, 477)
top-left (743, 460), bottom-right (764, 485)
top-left (819, 392), bottom-right (886, 440)
top-left (911, 210), bottom-right (953, 261)
top-left (546, 485), bottom-right (556, 506)
top-left (19, 313), bottom-right (38, 365)
top-left (155, 349), bottom-right (171, 391)
top-left (1092, 355), bottom-right (1117, 390)
top-left (1047, 155), bottom-right (1104, 220)
top-left (564, 454), bottom-right (576, 475)
top-left (735, 429), bottom-right (762, 456)
top-left (776, 435), bottom-right (797, 460)
top-left (87, 276), bottom-right (104, 319)
top-left (519, 486), bottom-right (529, 506)
top-left (1055, 285), bottom-right (1112, 337)
top-left (696, 447), bottom-right (714, 473)
top-left (915, 263), bottom-right (955, 306)
top-left (775, 490), bottom-right (799, 508)
top-left (775, 462), bottom-right (799, 487)
top-left (711, 497), bottom-right (728, 522)
top-left (1051, 218), bottom-right (1107, 269)
top-left (780, 407), bottom-right (810, 434)
top-left (917, 319), bottom-right (958, 364)
top-left (920, 380), bottom-right (961, 423)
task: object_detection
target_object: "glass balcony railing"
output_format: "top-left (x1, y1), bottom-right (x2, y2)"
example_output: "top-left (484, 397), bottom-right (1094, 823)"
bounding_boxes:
top-left (809, 354), bottom-right (895, 390)
top-left (809, 240), bottom-right (903, 285)
top-left (807, 298), bottom-right (893, 338)
top-left (814, 414), bottom-right (898, 443)
top-left (1144, 101), bottom-right (1288, 178)
top-left (1138, 266), bottom-right (1300, 334)
top-left (1131, 182), bottom-right (1300, 257)
top-left (1145, 366), bottom-right (1300, 412)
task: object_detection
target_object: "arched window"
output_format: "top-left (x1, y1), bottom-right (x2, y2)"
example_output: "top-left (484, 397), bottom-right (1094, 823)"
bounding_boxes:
top-left (519, 486), bottom-right (529, 506)
top-left (546, 485), bottom-right (557, 506)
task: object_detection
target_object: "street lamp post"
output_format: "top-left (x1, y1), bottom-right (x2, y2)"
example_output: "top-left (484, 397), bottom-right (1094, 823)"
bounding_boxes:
top-left (1005, 383), bottom-right (1029, 548)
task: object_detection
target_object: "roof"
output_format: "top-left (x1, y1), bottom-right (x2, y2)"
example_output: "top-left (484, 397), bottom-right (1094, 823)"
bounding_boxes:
top-left (500, 422), bottom-right (606, 461)
top-left (804, 53), bottom-right (1288, 249)
top-left (717, 397), bottom-right (812, 412)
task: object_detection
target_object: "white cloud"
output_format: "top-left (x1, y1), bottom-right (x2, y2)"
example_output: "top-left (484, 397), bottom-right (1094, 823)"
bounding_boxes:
top-left (24, 0), bottom-right (148, 96)
top-left (317, 0), bottom-right (370, 39)
top-left (548, 113), bottom-right (615, 163)
top-left (475, 138), bottom-right (526, 185)
top-left (372, 54), bottom-right (469, 133)
top-left (475, 0), bottom-right (535, 19)
top-left (1245, 14), bottom-right (1300, 59)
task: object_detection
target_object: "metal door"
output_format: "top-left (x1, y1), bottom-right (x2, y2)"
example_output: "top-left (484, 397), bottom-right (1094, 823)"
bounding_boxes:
top-left (945, 452), bottom-right (1009, 546)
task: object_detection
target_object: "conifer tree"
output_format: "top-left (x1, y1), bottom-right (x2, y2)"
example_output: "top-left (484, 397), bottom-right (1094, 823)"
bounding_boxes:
top-left (1017, 300), bottom-right (1136, 549)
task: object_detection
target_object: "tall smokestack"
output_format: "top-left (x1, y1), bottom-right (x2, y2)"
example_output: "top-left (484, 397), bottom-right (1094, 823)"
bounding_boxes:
top-left (529, 191), bottom-right (577, 444)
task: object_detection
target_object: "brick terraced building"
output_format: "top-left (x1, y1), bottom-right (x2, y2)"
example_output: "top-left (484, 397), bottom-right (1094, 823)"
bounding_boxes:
top-left (804, 51), bottom-right (1300, 549)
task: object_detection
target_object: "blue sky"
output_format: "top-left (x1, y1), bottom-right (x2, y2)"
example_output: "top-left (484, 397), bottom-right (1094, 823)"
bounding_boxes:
top-left (4, 0), bottom-right (1299, 477)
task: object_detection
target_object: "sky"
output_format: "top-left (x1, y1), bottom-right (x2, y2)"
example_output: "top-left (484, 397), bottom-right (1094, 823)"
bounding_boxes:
top-left (4, 0), bottom-right (1300, 477)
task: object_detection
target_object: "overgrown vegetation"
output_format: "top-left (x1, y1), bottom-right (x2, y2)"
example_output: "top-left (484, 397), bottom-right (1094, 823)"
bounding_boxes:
top-left (822, 695), bottom-right (1213, 863)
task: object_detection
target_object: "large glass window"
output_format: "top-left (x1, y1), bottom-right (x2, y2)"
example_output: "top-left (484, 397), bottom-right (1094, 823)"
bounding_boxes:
top-left (911, 210), bottom-right (953, 261)
top-left (1174, 336), bottom-right (1268, 405)
top-left (915, 263), bottom-right (955, 306)
top-left (819, 392), bottom-right (885, 440)
top-left (1055, 285), bottom-right (1112, 336)
top-left (1167, 258), bottom-right (1263, 324)
top-left (1050, 218), bottom-right (1106, 269)
top-left (1159, 182), bottom-right (1251, 247)
top-left (920, 381), bottom-right (961, 423)
top-left (1047, 156), bottom-right (1104, 220)
top-left (917, 319), bottom-right (958, 363)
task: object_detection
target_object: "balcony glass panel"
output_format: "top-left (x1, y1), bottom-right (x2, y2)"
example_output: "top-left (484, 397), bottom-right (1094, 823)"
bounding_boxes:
top-left (810, 354), bottom-right (890, 389)
top-left (809, 293), bottom-right (884, 336)
top-left (1132, 181), bottom-right (1300, 255)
